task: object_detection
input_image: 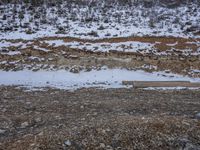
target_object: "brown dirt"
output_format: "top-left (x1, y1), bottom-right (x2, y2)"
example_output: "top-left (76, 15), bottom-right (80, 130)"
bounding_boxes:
top-left (0, 86), bottom-right (200, 150)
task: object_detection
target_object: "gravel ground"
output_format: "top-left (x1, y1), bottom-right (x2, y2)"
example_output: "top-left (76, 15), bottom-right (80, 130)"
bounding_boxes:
top-left (0, 86), bottom-right (200, 150)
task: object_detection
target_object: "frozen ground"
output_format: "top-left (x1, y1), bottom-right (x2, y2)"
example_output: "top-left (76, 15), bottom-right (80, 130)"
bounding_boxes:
top-left (0, 69), bottom-right (200, 90)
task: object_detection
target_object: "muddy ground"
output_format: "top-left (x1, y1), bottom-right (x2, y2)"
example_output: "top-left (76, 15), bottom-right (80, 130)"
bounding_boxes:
top-left (0, 86), bottom-right (200, 150)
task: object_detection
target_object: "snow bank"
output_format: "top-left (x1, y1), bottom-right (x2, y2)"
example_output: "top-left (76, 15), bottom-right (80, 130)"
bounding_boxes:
top-left (0, 69), bottom-right (199, 90)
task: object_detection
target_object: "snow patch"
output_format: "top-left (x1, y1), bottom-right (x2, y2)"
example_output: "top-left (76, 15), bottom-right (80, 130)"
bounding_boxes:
top-left (0, 69), bottom-right (199, 90)
top-left (1, 51), bottom-right (21, 55)
top-left (45, 40), bottom-right (155, 52)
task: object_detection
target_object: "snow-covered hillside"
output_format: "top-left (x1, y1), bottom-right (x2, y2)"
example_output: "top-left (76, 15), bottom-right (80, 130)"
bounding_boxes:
top-left (0, 1), bottom-right (200, 40)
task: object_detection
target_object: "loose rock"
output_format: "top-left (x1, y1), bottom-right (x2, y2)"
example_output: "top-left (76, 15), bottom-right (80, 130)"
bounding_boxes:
top-left (64, 140), bottom-right (72, 146)
top-left (195, 112), bottom-right (200, 119)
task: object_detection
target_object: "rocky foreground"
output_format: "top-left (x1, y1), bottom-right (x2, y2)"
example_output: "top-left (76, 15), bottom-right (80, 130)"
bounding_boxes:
top-left (0, 87), bottom-right (200, 150)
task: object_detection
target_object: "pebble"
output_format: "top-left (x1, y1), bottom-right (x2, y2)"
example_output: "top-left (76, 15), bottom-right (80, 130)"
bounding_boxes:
top-left (195, 112), bottom-right (200, 119)
top-left (106, 145), bottom-right (113, 150)
top-left (100, 143), bottom-right (106, 148)
top-left (2, 108), bottom-right (7, 112)
top-left (85, 66), bottom-right (92, 72)
top-left (0, 129), bottom-right (6, 134)
top-left (93, 112), bottom-right (98, 116)
top-left (38, 131), bottom-right (44, 136)
top-left (64, 140), bottom-right (72, 146)
top-left (69, 66), bottom-right (80, 73)
top-left (81, 118), bottom-right (86, 121)
top-left (21, 122), bottom-right (29, 128)
top-left (68, 55), bottom-right (79, 59)
top-left (35, 117), bottom-right (42, 123)
top-left (26, 101), bottom-right (31, 105)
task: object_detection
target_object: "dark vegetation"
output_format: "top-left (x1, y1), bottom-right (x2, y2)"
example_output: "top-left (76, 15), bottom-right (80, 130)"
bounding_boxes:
top-left (0, 0), bottom-right (200, 35)
top-left (0, 0), bottom-right (200, 7)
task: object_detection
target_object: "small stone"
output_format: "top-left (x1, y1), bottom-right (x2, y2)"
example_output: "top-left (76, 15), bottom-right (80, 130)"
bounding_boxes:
top-left (106, 128), bottom-right (111, 132)
top-left (85, 66), bottom-right (92, 72)
top-left (64, 140), bottom-right (71, 146)
top-left (100, 143), bottom-right (106, 148)
top-left (69, 66), bottom-right (80, 73)
top-left (32, 68), bottom-right (40, 72)
top-left (81, 118), bottom-right (86, 121)
top-left (68, 55), bottom-right (79, 59)
top-left (195, 112), bottom-right (200, 119)
top-left (2, 108), bottom-right (7, 112)
top-left (35, 117), bottom-right (42, 123)
top-left (0, 129), bottom-right (6, 134)
top-left (26, 101), bottom-right (31, 105)
top-left (106, 145), bottom-right (113, 150)
top-left (129, 111), bottom-right (134, 115)
top-left (48, 58), bottom-right (54, 61)
top-left (30, 143), bottom-right (36, 147)
top-left (21, 122), bottom-right (29, 128)
top-left (93, 112), bottom-right (98, 116)
top-left (102, 129), bottom-right (106, 134)
top-left (38, 131), bottom-right (44, 136)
